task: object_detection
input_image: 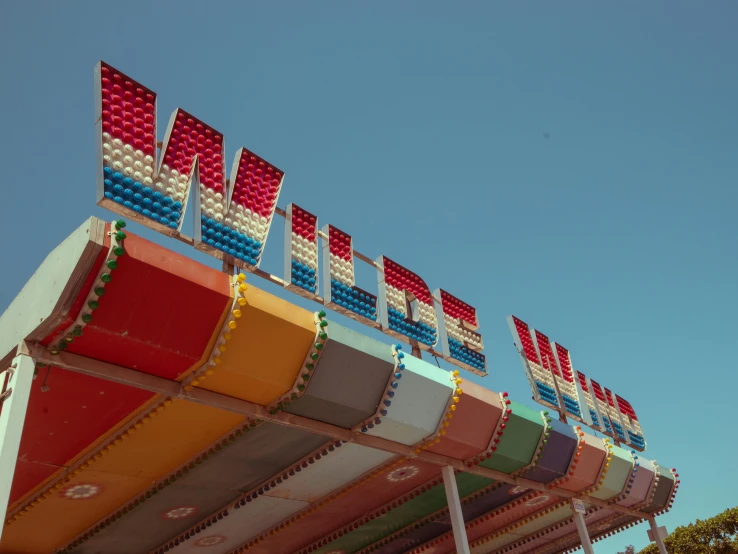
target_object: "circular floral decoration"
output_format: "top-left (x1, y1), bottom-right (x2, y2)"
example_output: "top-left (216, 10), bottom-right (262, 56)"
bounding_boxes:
top-left (386, 465), bottom-right (420, 482)
top-left (162, 506), bottom-right (198, 520)
top-left (194, 535), bottom-right (227, 547)
top-left (326, 551), bottom-right (346, 554)
top-left (508, 485), bottom-right (529, 496)
top-left (525, 495), bottom-right (550, 507)
top-left (61, 483), bottom-right (102, 500)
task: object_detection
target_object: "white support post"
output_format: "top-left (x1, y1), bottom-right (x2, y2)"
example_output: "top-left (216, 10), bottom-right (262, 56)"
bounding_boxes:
top-left (0, 351), bottom-right (35, 539)
top-left (571, 500), bottom-right (595, 554)
top-left (441, 465), bottom-right (471, 554)
top-left (649, 518), bottom-right (668, 554)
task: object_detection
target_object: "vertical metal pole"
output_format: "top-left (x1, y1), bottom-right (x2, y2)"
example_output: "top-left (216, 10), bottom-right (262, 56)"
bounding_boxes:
top-left (0, 352), bottom-right (35, 539)
top-left (649, 518), bottom-right (668, 554)
top-left (572, 509), bottom-right (595, 554)
top-left (441, 465), bottom-right (470, 554)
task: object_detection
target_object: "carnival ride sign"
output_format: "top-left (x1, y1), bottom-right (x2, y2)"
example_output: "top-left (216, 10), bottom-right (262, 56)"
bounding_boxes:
top-left (507, 315), bottom-right (647, 451)
top-left (94, 61), bottom-right (486, 375)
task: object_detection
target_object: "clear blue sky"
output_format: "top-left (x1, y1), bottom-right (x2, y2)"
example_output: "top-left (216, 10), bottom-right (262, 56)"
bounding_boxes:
top-left (1, 2), bottom-right (736, 551)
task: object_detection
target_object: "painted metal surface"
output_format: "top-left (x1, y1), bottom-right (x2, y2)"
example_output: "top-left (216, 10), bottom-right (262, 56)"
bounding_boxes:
top-left (520, 508), bottom-right (581, 547)
top-left (425, 380), bottom-right (503, 460)
top-left (482, 401), bottom-right (543, 474)
top-left (556, 433), bottom-right (607, 493)
top-left (66, 422), bottom-right (328, 554)
top-left (528, 510), bottom-right (638, 554)
top-left (513, 456), bottom-right (657, 554)
top-left (481, 463), bottom-right (668, 554)
top-left (0, 221), bottom-right (680, 554)
top-left (0, 218), bottom-right (106, 370)
top-left (521, 418), bottom-right (577, 484)
top-left (286, 323), bottom-right (396, 428)
top-left (588, 443), bottom-right (633, 501)
top-left (169, 495), bottom-right (309, 554)
top-left (365, 353), bottom-right (454, 445)
top-left (69, 485), bottom-right (239, 554)
top-left (200, 286), bottom-right (317, 406)
top-left (305, 473), bottom-right (488, 554)
top-left (3, 400), bottom-right (244, 553)
top-left (2, 469), bottom-right (153, 553)
top-left (374, 416), bottom-right (576, 554)
top-left (464, 492), bottom-right (561, 547)
top-left (9, 368), bottom-right (153, 505)
top-left (241, 458), bottom-right (442, 554)
top-left (265, 443), bottom-right (395, 503)
top-left (471, 502), bottom-right (574, 553)
top-left (621, 457), bottom-right (656, 507)
top-left (485, 502), bottom-right (584, 554)
top-left (65, 232), bottom-right (233, 381)
top-left (248, 381), bottom-right (501, 554)
top-left (6, 228), bottom-right (234, 511)
top-left (389, 436), bottom-right (654, 554)
top-left (456, 401), bottom-right (544, 523)
top-left (360, 473), bottom-right (492, 554)
top-left (642, 465), bottom-right (676, 513)
top-left (0, 355), bottom-right (34, 543)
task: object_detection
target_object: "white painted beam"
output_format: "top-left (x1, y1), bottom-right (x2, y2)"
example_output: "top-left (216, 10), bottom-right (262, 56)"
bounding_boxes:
top-left (0, 352), bottom-right (35, 540)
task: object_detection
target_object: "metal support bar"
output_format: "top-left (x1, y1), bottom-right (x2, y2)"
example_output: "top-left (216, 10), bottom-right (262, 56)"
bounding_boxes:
top-left (23, 343), bottom-right (652, 520)
top-left (0, 352), bottom-right (34, 540)
top-left (572, 505), bottom-right (595, 554)
top-left (441, 465), bottom-right (470, 554)
top-left (649, 518), bottom-right (668, 554)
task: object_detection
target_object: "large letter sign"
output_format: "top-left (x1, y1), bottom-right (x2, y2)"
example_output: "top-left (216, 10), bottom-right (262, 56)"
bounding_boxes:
top-left (435, 289), bottom-right (485, 373)
top-left (578, 372), bottom-right (646, 451)
top-left (576, 371), bottom-right (603, 431)
top-left (507, 316), bottom-right (583, 422)
top-left (549, 341), bottom-right (584, 421)
top-left (508, 315), bottom-right (560, 410)
top-left (377, 257), bottom-right (438, 349)
top-left (604, 387), bottom-right (630, 444)
top-left (509, 316), bottom-right (647, 451)
top-left (322, 225), bottom-right (378, 325)
top-left (94, 61), bottom-right (488, 376)
top-left (199, 144), bottom-right (283, 267)
top-left (614, 394), bottom-right (646, 450)
top-left (95, 62), bottom-right (283, 270)
top-left (284, 204), bottom-right (319, 299)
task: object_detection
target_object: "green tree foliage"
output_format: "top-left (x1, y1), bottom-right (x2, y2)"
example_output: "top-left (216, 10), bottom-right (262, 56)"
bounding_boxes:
top-left (639, 507), bottom-right (738, 554)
